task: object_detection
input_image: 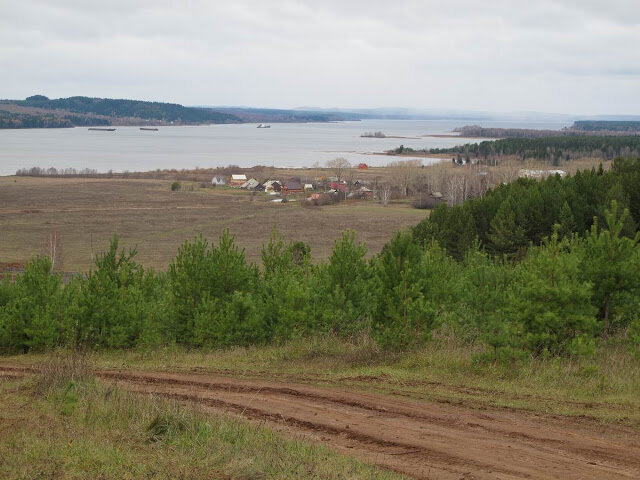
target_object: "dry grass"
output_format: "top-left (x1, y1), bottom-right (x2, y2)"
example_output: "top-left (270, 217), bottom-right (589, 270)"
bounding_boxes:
top-left (35, 350), bottom-right (93, 393)
top-left (0, 373), bottom-right (404, 480)
top-left (0, 174), bottom-right (428, 271)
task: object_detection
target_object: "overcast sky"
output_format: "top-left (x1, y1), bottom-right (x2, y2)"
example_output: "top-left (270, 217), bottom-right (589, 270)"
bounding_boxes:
top-left (1, 0), bottom-right (639, 115)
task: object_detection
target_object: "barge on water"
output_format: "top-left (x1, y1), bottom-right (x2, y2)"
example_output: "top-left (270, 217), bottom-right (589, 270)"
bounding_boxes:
top-left (140, 127), bottom-right (159, 131)
top-left (88, 127), bottom-right (116, 131)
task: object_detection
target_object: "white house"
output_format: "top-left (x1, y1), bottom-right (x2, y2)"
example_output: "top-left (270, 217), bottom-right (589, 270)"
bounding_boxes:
top-left (211, 176), bottom-right (226, 186)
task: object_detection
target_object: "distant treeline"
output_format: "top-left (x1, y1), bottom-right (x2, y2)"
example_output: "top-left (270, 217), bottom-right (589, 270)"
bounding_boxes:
top-left (453, 122), bottom-right (640, 139)
top-left (16, 167), bottom-right (99, 176)
top-left (573, 120), bottom-right (640, 132)
top-left (1, 158), bottom-right (639, 362)
top-left (394, 135), bottom-right (640, 164)
top-left (453, 125), bottom-right (565, 139)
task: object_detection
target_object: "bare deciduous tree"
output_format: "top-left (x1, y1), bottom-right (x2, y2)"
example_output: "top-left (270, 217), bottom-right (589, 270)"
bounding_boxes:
top-left (388, 159), bottom-right (422, 197)
top-left (43, 230), bottom-right (64, 272)
top-left (379, 183), bottom-right (392, 206)
top-left (501, 160), bottom-right (521, 184)
top-left (326, 157), bottom-right (351, 182)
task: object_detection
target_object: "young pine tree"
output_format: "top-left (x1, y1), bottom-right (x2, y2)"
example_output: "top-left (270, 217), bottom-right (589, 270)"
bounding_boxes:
top-left (583, 201), bottom-right (640, 338)
top-left (508, 231), bottom-right (598, 356)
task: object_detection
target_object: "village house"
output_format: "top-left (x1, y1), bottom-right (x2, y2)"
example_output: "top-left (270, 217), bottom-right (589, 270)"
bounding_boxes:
top-left (330, 181), bottom-right (348, 193)
top-left (241, 178), bottom-right (262, 190)
top-left (264, 180), bottom-right (282, 194)
top-left (211, 175), bottom-right (226, 186)
top-left (282, 180), bottom-right (303, 195)
top-left (357, 186), bottom-right (373, 199)
top-left (228, 174), bottom-right (247, 187)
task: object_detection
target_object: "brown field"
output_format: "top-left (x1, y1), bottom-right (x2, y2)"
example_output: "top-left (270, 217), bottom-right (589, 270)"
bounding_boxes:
top-left (0, 157), bottom-right (606, 272)
top-left (0, 173), bottom-right (428, 272)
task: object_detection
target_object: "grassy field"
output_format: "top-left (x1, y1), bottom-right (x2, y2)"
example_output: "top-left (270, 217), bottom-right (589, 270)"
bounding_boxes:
top-left (0, 374), bottom-right (404, 480)
top-left (0, 174), bottom-right (427, 272)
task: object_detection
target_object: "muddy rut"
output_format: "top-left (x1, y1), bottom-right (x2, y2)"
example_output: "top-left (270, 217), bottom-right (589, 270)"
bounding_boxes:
top-left (2, 365), bottom-right (639, 479)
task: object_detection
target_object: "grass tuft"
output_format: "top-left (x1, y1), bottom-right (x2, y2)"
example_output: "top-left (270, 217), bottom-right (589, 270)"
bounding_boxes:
top-left (35, 349), bottom-right (92, 393)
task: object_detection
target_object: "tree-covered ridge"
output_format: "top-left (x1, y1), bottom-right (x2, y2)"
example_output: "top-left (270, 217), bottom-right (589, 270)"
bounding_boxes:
top-left (16, 95), bottom-right (241, 124)
top-left (413, 158), bottom-right (640, 260)
top-left (410, 135), bottom-right (640, 163)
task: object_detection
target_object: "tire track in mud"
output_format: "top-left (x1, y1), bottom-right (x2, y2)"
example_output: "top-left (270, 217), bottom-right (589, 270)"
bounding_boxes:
top-left (2, 365), bottom-right (640, 480)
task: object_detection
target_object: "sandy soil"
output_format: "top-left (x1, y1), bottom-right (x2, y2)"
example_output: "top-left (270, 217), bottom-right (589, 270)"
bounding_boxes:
top-left (2, 364), bottom-right (638, 480)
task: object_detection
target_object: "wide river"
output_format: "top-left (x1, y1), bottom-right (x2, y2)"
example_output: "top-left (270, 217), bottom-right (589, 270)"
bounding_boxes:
top-left (0, 119), bottom-right (569, 176)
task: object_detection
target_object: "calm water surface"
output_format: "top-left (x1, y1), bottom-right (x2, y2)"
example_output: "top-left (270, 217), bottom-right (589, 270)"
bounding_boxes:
top-left (0, 119), bottom-right (570, 176)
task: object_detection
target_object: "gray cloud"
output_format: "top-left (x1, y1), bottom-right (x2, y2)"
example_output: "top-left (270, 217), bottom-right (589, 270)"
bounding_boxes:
top-left (0, 0), bottom-right (638, 114)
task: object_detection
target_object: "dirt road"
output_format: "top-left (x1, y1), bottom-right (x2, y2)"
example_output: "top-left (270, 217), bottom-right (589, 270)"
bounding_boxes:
top-left (2, 365), bottom-right (639, 479)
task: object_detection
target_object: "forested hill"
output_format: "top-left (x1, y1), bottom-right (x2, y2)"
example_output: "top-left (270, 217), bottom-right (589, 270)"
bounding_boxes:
top-left (0, 95), bottom-right (242, 128)
top-left (0, 95), bottom-right (372, 129)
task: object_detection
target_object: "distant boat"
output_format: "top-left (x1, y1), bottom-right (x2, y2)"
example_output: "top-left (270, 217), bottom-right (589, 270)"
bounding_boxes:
top-left (257, 124), bottom-right (271, 128)
top-left (88, 127), bottom-right (116, 131)
top-left (140, 127), bottom-right (159, 131)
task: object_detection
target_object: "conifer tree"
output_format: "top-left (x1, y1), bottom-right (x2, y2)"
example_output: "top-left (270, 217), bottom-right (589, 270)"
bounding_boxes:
top-left (583, 201), bottom-right (640, 338)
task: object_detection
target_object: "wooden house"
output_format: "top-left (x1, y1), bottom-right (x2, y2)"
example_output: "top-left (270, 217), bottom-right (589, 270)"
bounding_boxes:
top-left (228, 174), bottom-right (247, 187)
